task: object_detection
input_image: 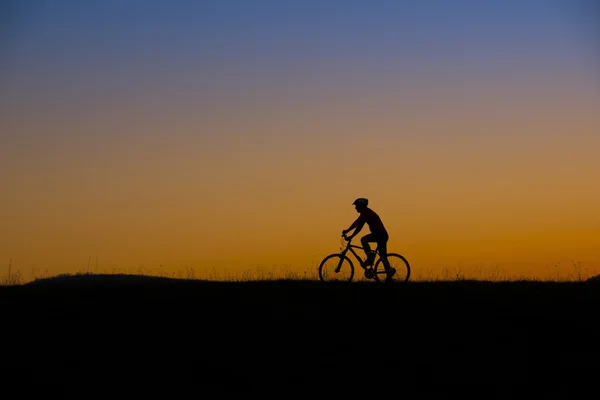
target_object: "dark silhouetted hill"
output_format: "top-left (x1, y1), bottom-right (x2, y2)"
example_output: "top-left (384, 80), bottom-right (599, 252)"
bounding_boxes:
top-left (26, 273), bottom-right (199, 286)
top-left (1, 276), bottom-right (599, 398)
top-left (587, 274), bottom-right (600, 282)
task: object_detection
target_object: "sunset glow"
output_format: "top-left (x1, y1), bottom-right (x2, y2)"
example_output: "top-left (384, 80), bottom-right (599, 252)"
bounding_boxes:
top-left (2, 0), bottom-right (599, 281)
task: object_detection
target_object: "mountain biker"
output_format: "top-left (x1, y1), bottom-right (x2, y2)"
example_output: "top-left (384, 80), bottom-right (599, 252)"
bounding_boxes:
top-left (342, 198), bottom-right (396, 282)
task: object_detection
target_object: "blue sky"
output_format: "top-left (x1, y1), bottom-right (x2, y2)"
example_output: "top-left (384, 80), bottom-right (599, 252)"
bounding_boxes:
top-left (3, 0), bottom-right (597, 80)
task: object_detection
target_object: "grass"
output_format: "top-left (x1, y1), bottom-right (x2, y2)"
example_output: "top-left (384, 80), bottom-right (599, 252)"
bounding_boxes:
top-left (1, 264), bottom-right (321, 286)
top-left (2, 260), bottom-right (598, 286)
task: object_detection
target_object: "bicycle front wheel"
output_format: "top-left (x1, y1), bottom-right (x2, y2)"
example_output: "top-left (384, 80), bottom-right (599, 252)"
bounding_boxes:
top-left (374, 253), bottom-right (410, 283)
top-left (318, 254), bottom-right (354, 282)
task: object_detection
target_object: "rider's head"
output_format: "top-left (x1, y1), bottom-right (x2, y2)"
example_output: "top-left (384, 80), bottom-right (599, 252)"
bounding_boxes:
top-left (352, 198), bottom-right (368, 212)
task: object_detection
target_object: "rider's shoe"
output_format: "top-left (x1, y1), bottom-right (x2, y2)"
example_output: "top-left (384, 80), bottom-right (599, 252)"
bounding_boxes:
top-left (384, 267), bottom-right (396, 284)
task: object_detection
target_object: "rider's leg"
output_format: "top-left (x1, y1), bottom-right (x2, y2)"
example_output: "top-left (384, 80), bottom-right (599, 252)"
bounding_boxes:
top-left (378, 240), bottom-right (391, 272)
top-left (377, 233), bottom-right (395, 278)
top-left (361, 234), bottom-right (376, 266)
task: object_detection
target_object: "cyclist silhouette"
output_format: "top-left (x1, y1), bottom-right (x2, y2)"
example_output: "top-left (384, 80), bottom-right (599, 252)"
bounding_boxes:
top-left (342, 198), bottom-right (396, 282)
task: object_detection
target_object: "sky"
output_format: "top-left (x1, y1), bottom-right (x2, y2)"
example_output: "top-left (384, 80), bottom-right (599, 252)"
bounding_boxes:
top-left (1, 0), bottom-right (599, 281)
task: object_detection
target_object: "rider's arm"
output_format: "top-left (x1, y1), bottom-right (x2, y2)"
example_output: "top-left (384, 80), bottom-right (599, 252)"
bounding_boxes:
top-left (344, 217), bottom-right (364, 237)
top-left (348, 215), bottom-right (363, 231)
top-left (350, 222), bottom-right (364, 237)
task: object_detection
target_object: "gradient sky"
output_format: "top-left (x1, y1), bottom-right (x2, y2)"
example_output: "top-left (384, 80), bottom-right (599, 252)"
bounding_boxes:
top-left (2, 0), bottom-right (599, 281)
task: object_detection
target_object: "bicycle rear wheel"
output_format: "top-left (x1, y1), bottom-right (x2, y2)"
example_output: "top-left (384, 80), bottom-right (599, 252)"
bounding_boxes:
top-left (318, 254), bottom-right (354, 282)
top-left (373, 253), bottom-right (410, 283)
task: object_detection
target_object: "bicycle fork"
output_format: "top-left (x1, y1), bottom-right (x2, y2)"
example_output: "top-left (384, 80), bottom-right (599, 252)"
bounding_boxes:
top-left (335, 251), bottom-right (347, 273)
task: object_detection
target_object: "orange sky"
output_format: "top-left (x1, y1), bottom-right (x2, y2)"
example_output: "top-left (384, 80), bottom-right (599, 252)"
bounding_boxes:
top-left (3, 81), bottom-right (599, 281)
top-left (2, 1), bottom-right (599, 281)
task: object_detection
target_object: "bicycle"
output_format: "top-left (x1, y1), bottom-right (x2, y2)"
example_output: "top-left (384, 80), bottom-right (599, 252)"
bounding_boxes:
top-left (318, 234), bottom-right (411, 283)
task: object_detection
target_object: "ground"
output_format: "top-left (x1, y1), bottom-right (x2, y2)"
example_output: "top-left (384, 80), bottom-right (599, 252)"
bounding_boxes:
top-left (1, 275), bottom-right (599, 398)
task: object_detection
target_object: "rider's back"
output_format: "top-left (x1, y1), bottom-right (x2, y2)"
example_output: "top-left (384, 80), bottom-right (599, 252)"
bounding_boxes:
top-left (358, 207), bottom-right (387, 234)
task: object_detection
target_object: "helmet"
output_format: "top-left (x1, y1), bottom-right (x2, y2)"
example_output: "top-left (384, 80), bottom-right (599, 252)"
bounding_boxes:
top-left (352, 198), bottom-right (368, 206)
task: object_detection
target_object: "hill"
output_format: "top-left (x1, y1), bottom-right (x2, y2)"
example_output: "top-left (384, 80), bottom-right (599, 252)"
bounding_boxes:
top-left (1, 275), bottom-right (599, 398)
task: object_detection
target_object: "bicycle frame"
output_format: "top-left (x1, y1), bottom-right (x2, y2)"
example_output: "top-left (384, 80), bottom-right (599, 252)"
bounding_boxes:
top-left (339, 237), bottom-right (380, 271)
